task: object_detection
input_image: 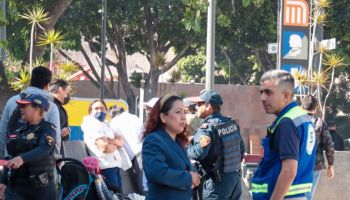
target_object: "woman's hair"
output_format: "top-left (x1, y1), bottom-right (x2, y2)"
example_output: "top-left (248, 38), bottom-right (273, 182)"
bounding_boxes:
top-left (88, 99), bottom-right (107, 114)
top-left (143, 94), bottom-right (188, 146)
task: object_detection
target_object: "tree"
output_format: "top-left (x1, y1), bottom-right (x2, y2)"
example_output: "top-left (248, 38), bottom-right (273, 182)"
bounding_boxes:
top-left (55, 0), bottom-right (203, 113)
top-left (177, 53), bottom-right (206, 83)
top-left (19, 5), bottom-right (50, 73)
top-left (37, 29), bottom-right (64, 70)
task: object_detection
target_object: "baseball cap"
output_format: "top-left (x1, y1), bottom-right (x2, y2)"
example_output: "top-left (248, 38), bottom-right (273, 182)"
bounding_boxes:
top-left (16, 94), bottom-right (50, 111)
top-left (183, 98), bottom-right (196, 107)
top-left (143, 97), bottom-right (159, 108)
top-left (188, 90), bottom-right (223, 106)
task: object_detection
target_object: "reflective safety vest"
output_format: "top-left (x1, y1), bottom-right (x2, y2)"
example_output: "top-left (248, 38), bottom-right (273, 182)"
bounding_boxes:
top-left (252, 104), bottom-right (316, 199)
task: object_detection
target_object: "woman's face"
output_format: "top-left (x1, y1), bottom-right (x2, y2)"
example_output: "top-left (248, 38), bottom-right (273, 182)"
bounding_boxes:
top-left (161, 100), bottom-right (186, 135)
top-left (90, 101), bottom-right (107, 115)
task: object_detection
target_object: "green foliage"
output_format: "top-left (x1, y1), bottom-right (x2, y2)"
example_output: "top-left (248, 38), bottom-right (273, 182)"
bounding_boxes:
top-left (168, 69), bottom-right (182, 84)
top-left (10, 68), bottom-right (31, 91)
top-left (37, 29), bottom-right (64, 46)
top-left (129, 71), bottom-right (142, 88)
top-left (177, 54), bottom-right (206, 82)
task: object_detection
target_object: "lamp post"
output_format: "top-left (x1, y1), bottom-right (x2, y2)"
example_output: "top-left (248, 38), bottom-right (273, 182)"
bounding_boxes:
top-left (205, 0), bottom-right (216, 90)
top-left (139, 78), bottom-right (145, 122)
top-left (100, 0), bottom-right (107, 99)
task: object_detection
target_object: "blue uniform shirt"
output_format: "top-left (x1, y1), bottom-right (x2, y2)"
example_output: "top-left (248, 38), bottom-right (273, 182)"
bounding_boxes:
top-left (187, 112), bottom-right (244, 162)
top-left (187, 112), bottom-right (222, 161)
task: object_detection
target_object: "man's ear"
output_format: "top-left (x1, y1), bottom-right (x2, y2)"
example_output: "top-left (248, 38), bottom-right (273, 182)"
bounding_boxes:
top-left (282, 89), bottom-right (293, 100)
top-left (44, 84), bottom-right (50, 91)
top-left (160, 113), bottom-right (167, 124)
top-left (205, 103), bottom-right (213, 113)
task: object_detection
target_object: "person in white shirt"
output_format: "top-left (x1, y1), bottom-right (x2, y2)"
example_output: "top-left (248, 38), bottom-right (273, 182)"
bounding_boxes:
top-left (109, 105), bottom-right (144, 194)
top-left (81, 100), bottom-right (131, 192)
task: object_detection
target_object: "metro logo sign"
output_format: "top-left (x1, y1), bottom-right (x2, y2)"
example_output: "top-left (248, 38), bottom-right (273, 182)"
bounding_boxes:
top-left (278, 0), bottom-right (310, 91)
top-left (283, 0), bottom-right (309, 27)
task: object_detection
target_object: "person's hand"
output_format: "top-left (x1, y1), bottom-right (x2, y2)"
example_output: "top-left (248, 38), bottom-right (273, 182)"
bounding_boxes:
top-left (0, 183), bottom-right (6, 200)
top-left (7, 156), bottom-right (24, 169)
top-left (327, 165), bottom-right (334, 180)
top-left (108, 136), bottom-right (124, 148)
top-left (104, 144), bottom-right (117, 153)
top-left (190, 172), bottom-right (201, 188)
top-left (60, 127), bottom-right (71, 138)
top-left (95, 137), bottom-right (108, 151)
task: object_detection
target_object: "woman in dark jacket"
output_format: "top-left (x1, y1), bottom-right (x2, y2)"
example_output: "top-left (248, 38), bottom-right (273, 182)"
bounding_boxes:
top-left (142, 94), bottom-right (201, 200)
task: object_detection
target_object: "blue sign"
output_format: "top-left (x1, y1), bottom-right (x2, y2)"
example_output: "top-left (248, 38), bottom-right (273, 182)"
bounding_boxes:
top-left (282, 31), bottom-right (308, 60)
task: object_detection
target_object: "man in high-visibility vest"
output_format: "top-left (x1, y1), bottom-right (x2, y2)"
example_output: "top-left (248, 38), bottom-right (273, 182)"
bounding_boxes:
top-left (252, 70), bottom-right (316, 200)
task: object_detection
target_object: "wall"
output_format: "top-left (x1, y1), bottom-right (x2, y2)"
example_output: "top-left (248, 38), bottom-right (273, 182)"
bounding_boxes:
top-left (73, 81), bottom-right (275, 154)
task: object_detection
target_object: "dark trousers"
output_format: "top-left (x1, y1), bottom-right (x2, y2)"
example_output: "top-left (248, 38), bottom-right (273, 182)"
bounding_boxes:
top-left (5, 179), bottom-right (56, 200)
top-left (202, 171), bottom-right (242, 200)
top-left (101, 167), bottom-right (122, 193)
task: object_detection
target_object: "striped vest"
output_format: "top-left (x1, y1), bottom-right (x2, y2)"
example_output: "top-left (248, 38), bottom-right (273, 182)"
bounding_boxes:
top-left (252, 105), bottom-right (316, 199)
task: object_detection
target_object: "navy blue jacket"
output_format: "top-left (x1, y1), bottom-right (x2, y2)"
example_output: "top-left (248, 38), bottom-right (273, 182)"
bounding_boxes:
top-left (142, 128), bottom-right (192, 200)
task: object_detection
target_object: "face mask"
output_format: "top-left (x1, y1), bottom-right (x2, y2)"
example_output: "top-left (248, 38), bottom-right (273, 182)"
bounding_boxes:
top-left (63, 95), bottom-right (70, 105)
top-left (92, 112), bottom-right (106, 122)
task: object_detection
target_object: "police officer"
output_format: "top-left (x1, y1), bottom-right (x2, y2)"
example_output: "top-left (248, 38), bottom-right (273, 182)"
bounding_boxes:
top-left (187, 90), bottom-right (245, 200)
top-left (0, 94), bottom-right (57, 200)
top-left (252, 70), bottom-right (316, 200)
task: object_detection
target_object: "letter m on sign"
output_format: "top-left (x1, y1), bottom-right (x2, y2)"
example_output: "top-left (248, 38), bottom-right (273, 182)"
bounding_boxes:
top-left (283, 0), bottom-right (309, 27)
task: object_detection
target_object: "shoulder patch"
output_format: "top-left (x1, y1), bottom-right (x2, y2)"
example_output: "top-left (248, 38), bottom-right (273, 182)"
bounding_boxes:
top-left (200, 135), bottom-right (211, 147)
top-left (46, 135), bottom-right (55, 146)
top-left (200, 123), bottom-right (208, 129)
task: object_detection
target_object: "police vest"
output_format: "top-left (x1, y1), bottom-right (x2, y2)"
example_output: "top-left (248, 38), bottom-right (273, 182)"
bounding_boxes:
top-left (252, 106), bottom-right (316, 199)
top-left (7, 121), bottom-right (56, 177)
top-left (201, 118), bottom-right (242, 174)
top-left (215, 120), bottom-right (242, 173)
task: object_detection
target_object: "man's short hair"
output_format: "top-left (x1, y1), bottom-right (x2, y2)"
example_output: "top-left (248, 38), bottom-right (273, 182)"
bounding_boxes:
top-left (328, 121), bottom-right (336, 128)
top-left (49, 79), bottom-right (69, 93)
top-left (260, 70), bottom-right (294, 92)
top-left (301, 95), bottom-right (318, 111)
top-left (109, 105), bottom-right (125, 118)
top-left (30, 66), bottom-right (52, 89)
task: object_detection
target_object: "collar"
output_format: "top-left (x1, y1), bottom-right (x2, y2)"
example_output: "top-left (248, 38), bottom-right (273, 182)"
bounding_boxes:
top-left (54, 97), bottom-right (63, 106)
top-left (270, 101), bottom-right (298, 129)
top-left (203, 112), bottom-right (220, 122)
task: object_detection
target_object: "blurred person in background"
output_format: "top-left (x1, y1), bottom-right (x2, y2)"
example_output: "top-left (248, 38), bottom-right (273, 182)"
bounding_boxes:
top-left (328, 122), bottom-right (345, 151)
top-left (109, 105), bottom-right (144, 194)
top-left (302, 95), bottom-right (335, 200)
top-left (183, 98), bottom-right (201, 137)
top-left (49, 79), bottom-right (71, 155)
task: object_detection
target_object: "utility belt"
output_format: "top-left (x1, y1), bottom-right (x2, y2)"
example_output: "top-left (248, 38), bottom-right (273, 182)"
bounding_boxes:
top-left (9, 169), bottom-right (54, 188)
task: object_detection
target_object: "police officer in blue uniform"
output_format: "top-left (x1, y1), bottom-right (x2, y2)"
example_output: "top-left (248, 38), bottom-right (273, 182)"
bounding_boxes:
top-left (252, 70), bottom-right (316, 200)
top-left (0, 94), bottom-right (57, 200)
top-left (187, 90), bottom-right (245, 200)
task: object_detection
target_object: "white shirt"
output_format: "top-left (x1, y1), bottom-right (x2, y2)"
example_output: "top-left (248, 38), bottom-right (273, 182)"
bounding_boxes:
top-left (109, 112), bottom-right (143, 159)
top-left (81, 115), bottom-right (131, 170)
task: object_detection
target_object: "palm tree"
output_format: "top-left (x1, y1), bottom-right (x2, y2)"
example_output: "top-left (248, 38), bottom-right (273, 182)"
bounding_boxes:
top-left (37, 29), bottom-right (64, 70)
top-left (321, 54), bottom-right (345, 119)
top-left (56, 61), bottom-right (78, 80)
top-left (19, 5), bottom-right (50, 73)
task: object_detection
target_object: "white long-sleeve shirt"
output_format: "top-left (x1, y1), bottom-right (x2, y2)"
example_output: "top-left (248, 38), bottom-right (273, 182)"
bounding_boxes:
top-left (81, 115), bottom-right (131, 170)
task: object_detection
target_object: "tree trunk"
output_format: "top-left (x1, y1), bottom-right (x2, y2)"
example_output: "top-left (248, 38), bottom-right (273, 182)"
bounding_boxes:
top-left (254, 48), bottom-right (274, 72)
top-left (23, 0), bottom-right (73, 64)
top-left (144, 68), bottom-right (159, 101)
top-left (0, 61), bottom-right (15, 111)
